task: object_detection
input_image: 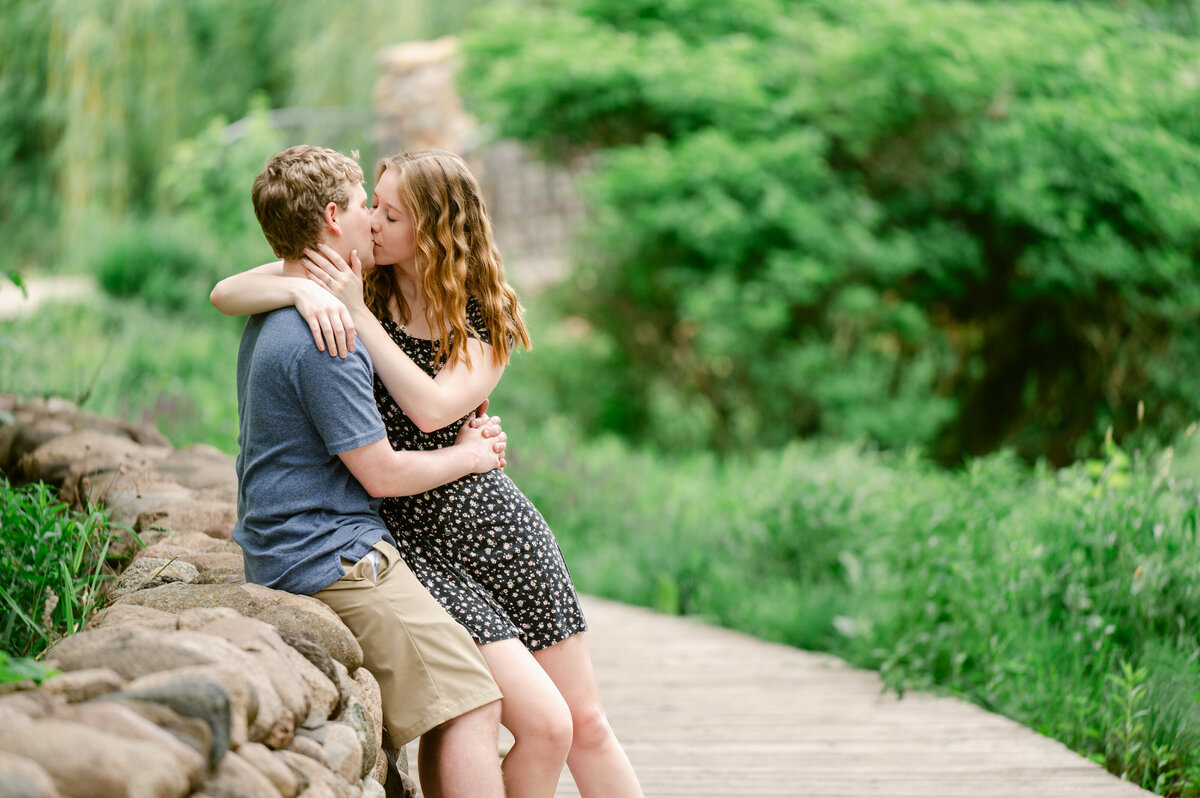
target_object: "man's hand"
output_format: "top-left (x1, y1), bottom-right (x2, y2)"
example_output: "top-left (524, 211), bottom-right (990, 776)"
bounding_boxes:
top-left (457, 412), bottom-right (507, 473)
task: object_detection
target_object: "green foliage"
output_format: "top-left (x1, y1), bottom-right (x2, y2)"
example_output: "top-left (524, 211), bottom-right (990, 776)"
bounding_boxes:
top-left (504, 420), bottom-right (1200, 794)
top-left (0, 299), bottom-right (245, 450)
top-left (462, 0), bottom-right (1200, 462)
top-left (91, 215), bottom-right (227, 316)
top-left (0, 478), bottom-right (125, 658)
top-left (0, 652), bottom-right (59, 686)
top-left (156, 98), bottom-right (285, 246)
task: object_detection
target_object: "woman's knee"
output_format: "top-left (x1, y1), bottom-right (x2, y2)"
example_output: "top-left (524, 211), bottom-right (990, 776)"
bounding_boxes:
top-left (510, 695), bottom-right (573, 758)
top-left (569, 704), bottom-right (612, 752)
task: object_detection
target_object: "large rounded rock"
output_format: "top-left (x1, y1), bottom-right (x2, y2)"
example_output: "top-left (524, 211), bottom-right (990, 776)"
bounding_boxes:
top-left (39, 668), bottom-right (124, 703)
top-left (108, 557), bottom-right (201, 601)
top-left (0, 750), bottom-right (59, 798)
top-left (135, 499), bottom-right (237, 539)
top-left (197, 750), bottom-right (284, 798)
top-left (119, 584), bottom-right (364, 671)
top-left (99, 680), bottom-right (233, 768)
top-left (236, 742), bottom-right (301, 798)
top-left (103, 697), bottom-right (214, 768)
top-left (49, 701), bottom-right (205, 789)
top-left (83, 603), bottom-right (177, 633)
top-left (0, 717), bottom-right (190, 798)
top-left (320, 721), bottom-right (364, 785)
top-left (45, 627), bottom-right (215, 680)
top-left (127, 665), bottom-right (256, 751)
top-left (17, 429), bottom-right (168, 487)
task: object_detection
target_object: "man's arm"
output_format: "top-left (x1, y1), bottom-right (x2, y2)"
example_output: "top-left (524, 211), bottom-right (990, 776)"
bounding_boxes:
top-left (339, 416), bottom-right (506, 498)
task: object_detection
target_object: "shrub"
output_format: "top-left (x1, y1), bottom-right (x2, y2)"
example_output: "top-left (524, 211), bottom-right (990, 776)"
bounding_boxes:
top-left (462, 0), bottom-right (1200, 463)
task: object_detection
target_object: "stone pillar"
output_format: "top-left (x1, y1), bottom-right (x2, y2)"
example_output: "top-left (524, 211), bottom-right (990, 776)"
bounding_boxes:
top-left (373, 36), bottom-right (472, 157)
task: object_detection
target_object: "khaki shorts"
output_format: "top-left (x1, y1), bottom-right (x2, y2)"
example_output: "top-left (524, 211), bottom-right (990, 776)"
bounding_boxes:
top-left (313, 539), bottom-right (501, 745)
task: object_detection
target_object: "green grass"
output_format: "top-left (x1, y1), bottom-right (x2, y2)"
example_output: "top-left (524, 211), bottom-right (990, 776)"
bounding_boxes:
top-left (503, 423), bottom-right (1200, 796)
top-left (1, 295), bottom-right (245, 452)
top-left (5, 291), bottom-right (1200, 794)
top-left (0, 477), bottom-right (127, 659)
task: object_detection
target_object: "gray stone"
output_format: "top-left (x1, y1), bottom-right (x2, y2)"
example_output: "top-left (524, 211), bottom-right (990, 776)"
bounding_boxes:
top-left (4, 419), bottom-right (72, 475)
top-left (348, 668), bottom-right (384, 754)
top-left (93, 480), bottom-right (195, 530)
top-left (0, 717), bottom-right (190, 798)
top-left (99, 679), bottom-right (233, 767)
top-left (280, 633), bottom-right (342, 708)
top-left (82, 603), bottom-right (177, 632)
top-left (335, 697), bottom-right (377, 778)
top-left (17, 429), bottom-right (167, 487)
top-left (253, 604), bottom-right (362, 673)
top-left (236, 742), bottom-right (300, 798)
top-left (39, 668), bottom-right (124, 703)
top-left (0, 690), bottom-right (63, 719)
top-left (49, 701), bottom-right (205, 789)
top-left (127, 665), bottom-right (255, 750)
top-left (188, 616), bottom-right (310, 737)
top-left (154, 445), bottom-right (238, 495)
top-left (108, 557), bottom-right (201, 601)
top-left (198, 750), bottom-right (283, 798)
top-left (175, 607), bottom-right (243, 629)
top-left (274, 750), bottom-right (352, 798)
top-left (151, 531), bottom-right (235, 551)
top-left (286, 734), bottom-right (326, 766)
top-left (103, 698), bottom-right (213, 768)
top-left (45, 626), bottom-right (215, 680)
top-left (195, 563), bottom-right (248, 585)
top-left (116, 582), bottom-right (271, 616)
top-left (322, 721), bottom-right (364, 785)
top-left (0, 751), bottom-right (59, 798)
top-left (136, 499), bottom-right (238, 539)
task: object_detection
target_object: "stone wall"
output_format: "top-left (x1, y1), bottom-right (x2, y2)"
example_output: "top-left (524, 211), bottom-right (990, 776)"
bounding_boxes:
top-left (0, 395), bottom-right (414, 798)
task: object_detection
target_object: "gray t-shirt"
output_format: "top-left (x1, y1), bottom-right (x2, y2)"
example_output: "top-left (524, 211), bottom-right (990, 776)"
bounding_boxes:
top-left (232, 308), bottom-right (393, 595)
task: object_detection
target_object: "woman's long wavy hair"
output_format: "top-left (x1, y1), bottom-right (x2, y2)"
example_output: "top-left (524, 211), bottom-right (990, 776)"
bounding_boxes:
top-left (363, 150), bottom-right (531, 368)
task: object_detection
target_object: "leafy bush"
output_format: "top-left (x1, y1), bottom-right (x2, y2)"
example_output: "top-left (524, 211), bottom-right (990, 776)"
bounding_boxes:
top-left (462, 0), bottom-right (1200, 463)
top-left (92, 215), bottom-right (228, 315)
top-left (0, 478), bottom-right (126, 658)
top-left (503, 421), bottom-right (1200, 794)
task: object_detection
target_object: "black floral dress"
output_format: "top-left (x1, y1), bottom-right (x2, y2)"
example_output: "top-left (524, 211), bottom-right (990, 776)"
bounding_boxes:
top-left (373, 298), bottom-right (587, 652)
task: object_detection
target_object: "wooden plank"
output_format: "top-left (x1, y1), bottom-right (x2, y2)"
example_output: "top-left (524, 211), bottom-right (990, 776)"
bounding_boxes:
top-left (408, 596), bottom-right (1151, 798)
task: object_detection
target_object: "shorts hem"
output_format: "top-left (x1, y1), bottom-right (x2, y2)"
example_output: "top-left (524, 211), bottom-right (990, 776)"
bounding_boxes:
top-left (388, 684), bottom-right (503, 747)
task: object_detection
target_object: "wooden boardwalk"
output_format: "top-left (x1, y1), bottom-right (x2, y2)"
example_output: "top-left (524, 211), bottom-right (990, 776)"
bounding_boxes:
top-left (418, 595), bottom-right (1152, 797)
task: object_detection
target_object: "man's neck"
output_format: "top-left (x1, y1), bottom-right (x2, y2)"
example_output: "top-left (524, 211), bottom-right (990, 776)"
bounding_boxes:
top-left (280, 258), bottom-right (307, 280)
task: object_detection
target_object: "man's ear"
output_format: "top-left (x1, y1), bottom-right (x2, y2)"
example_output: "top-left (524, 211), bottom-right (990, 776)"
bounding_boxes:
top-left (324, 201), bottom-right (341, 237)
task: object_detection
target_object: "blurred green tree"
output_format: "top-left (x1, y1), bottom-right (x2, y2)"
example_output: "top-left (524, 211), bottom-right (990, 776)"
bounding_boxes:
top-left (461, 0), bottom-right (1200, 463)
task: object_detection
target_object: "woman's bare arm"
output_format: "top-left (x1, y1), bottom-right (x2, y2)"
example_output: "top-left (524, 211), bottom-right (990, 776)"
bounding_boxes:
top-left (210, 260), bottom-right (356, 357)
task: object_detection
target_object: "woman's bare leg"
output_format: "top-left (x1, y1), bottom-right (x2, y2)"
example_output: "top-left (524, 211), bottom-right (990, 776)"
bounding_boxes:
top-left (534, 634), bottom-right (644, 798)
top-left (480, 638), bottom-right (574, 797)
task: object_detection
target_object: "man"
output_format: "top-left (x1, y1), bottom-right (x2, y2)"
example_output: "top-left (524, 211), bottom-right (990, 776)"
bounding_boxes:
top-left (229, 145), bottom-right (505, 797)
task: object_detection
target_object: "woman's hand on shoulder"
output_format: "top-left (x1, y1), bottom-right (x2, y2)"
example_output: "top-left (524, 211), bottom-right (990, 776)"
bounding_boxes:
top-left (294, 280), bottom-right (356, 358)
top-left (303, 244), bottom-right (368, 315)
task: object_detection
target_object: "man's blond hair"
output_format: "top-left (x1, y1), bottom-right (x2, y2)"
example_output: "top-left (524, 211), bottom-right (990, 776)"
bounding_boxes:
top-left (252, 145), bottom-right (364, 260)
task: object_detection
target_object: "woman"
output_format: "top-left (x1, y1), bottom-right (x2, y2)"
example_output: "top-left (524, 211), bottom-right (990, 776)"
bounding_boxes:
top-left (211, 150), bottom-right (643, 798)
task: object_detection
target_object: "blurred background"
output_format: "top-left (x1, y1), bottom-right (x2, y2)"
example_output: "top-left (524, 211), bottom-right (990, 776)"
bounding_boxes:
top-left (5, 1), bottom-right (1200, 792)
